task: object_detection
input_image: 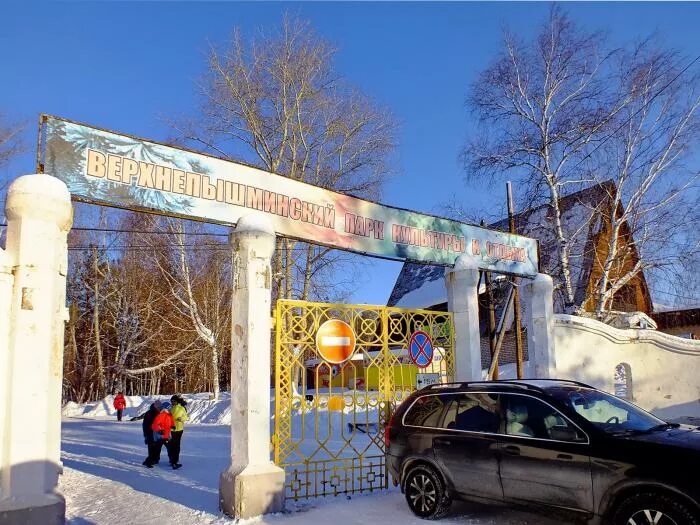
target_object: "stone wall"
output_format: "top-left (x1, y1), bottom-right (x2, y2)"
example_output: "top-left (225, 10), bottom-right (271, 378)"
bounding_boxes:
top-left (486, 314), bottom-right (700, 420)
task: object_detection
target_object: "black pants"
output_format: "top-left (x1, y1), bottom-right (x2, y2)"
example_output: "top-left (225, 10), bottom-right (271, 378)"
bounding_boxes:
top-left (117, 409), bottom-right (123, 421)
top-left (145, 440), bottom-right (163, 465)
top-left (166, 431), bottom-right (183, 465)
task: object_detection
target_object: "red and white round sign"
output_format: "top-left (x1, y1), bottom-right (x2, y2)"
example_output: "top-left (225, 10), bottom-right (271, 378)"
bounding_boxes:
top-left (316, 319), bottom-right (356, 364)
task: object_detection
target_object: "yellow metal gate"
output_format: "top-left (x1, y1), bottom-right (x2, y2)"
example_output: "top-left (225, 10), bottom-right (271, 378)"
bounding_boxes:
top-left (273, 299), bottom-right (454, 501)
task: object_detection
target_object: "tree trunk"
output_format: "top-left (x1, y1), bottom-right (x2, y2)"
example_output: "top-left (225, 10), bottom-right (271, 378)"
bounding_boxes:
top-left (210, 344), bottom-right (220, 400)
top-left (93, 280), bottom-right (106, 398)
top-left (301, 244), bottom-right (314, 301)
top-left (595, 217), bottom-right (622, 316)
top-left (548, 182), bottom-right (576, 308)
top-left (284, 239), bottom-right (295, 299)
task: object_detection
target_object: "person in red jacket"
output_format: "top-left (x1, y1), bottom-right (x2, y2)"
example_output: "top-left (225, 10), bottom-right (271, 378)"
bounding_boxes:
top-left (113, 392), bottom-right (126, 422)
top-left (151, 402), bottom-right (175, 443)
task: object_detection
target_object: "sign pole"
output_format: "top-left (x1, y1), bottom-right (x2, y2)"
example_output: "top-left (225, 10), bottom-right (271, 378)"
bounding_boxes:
top-left (507, 182), bottom-right (525, 380)
top-left (480, 220), bottom-right (498, 380)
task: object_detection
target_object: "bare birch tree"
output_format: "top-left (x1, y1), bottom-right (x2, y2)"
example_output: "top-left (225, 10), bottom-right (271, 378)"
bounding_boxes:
top-left (0, 114), bottom-right (24, 169)
top-left (464, 6), bottom-right (623, 310)
top-left (465, 6), bottom-right (699, 314)
top-left (590, 43), bottom-right (700, 315)
top-left (103, 244), bottom-right (172, 392)
top-left (144, 218), bottom-right (230, 400)
top-left (173, 16), bottom-right (395, 303)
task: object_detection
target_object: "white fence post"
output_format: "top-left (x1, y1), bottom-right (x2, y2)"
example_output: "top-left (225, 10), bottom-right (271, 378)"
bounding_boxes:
top-left (0, 249), bottom-right (15, 502)
top-left (0, 175), bottom-right (72, 525)
top-left (524, 273), bottom-right (555, 378)
top-left (219, 215), bottom-right (285, 519)
top-left (445, 255), bottom-right (482, 381)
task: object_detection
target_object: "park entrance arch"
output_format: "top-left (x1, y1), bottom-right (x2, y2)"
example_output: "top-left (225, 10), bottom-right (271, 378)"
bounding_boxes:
top-left (0, 114), bottom-right (547, 523)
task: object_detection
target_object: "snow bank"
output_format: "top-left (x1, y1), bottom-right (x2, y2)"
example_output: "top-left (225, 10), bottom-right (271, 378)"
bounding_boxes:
top-left (63, 392), bottom-right (236, 425)
top-left (64, 389), bottom-right (382, 432)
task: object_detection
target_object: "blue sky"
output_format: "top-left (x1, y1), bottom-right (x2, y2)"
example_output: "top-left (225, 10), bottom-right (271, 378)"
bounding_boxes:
top-left (1, 1), bottom-right (698, 305)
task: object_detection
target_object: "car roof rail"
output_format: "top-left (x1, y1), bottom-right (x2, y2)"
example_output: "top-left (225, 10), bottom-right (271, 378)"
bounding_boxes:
top-left (423, 378), bottom-right (593, 392)
top-left (508, 378), bottom-right (594, 388)
top-left (423, 381), bottom-right (534, 391)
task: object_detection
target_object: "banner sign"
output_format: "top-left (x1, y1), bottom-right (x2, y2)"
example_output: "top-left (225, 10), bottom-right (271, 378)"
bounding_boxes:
top-left (40, 116), bottom-right (539, 275)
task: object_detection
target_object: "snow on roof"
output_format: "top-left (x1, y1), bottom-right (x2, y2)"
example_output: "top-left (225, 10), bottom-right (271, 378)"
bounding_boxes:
top-left (653, 302), bottom-right (700, 313)
top-left (652, 306), bottom-right (700, 329)
top-left (387, 263), bottom-right (445, 308)
top-left (388, 183), bottom-right (616, 312)
top-left (393, 272), bottom-right (447, 309)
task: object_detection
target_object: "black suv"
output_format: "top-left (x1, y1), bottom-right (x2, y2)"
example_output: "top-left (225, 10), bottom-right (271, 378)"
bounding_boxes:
top-left (386, 379), bottom-right (700, 525)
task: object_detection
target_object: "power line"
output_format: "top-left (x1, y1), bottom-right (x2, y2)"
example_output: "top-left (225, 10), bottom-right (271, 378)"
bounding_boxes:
top-left (0, 224), bottom-right (229, 237)
top-left (68, 226), bottom-right (228, 236)
top-left (66, 243), bottom-right (325, 253)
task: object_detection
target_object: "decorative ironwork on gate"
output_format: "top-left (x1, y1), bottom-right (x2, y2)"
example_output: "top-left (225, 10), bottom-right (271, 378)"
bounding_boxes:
top-left (273, 299), bottom-right (454, 501)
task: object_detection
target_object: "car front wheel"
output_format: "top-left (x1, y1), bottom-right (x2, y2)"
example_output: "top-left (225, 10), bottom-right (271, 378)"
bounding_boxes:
top-left (611, 491), bottom-right (699, 525)
top-left (403, 465), bottom-right (451, 520)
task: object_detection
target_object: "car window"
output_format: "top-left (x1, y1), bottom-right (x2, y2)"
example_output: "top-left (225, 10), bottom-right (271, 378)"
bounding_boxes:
top-left (403, 395), bottom-right (447, 428)
top-left (547, 386), bottom-right (664, 434)
top-left (442, 393), bottom-right (499, 433)
top-left (502, 394), bottom-right (586, 442)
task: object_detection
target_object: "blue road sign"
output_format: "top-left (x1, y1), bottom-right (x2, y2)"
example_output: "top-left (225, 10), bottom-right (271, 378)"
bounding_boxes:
top-left (409, 331), bottom-right (434, 369)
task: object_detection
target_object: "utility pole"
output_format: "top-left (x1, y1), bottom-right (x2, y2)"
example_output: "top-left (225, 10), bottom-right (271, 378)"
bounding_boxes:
top-left (507, 182), bottom-right (525, 379)
top-left (481, 221), bottom-right (498, 380)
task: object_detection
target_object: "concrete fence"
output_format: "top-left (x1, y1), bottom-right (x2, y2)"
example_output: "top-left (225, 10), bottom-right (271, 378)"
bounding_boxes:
top-left (491, 314), bottom-right (700, 421)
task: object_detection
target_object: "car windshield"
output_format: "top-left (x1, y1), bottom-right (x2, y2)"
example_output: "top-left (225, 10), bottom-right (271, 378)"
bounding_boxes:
top-left (547, 386), bottom-right (666, 434)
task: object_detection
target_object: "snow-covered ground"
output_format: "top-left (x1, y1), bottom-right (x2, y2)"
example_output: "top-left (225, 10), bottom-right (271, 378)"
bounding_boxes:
top-left (61, 416), bottom-right (566, 524)
top-left (63, 392), bottom-right (235, 425)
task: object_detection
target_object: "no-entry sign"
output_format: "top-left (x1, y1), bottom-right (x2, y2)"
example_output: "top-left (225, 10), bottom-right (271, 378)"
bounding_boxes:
top-left (409, 331), bottom-right (434, 368)
top-left (316, 320), bottom-right (356, 364)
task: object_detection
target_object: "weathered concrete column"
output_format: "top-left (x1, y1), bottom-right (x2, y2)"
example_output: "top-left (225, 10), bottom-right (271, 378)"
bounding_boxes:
top-left (219, 215), bottom-right (285, 519)
top-left (445, 255), bottom-right (482, 381)
top-left (523, 273), bottom-right (555, 378)
top-left (0, 175), bottom-right (72, 525)
top-left (0, 249), bottom-right (16, 500)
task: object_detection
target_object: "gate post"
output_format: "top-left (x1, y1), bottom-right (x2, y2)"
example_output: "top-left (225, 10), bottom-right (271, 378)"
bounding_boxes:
top-left (445, 255), bottom-right (482, 381)
top-left (0, 175), bottom-right (72, 525)
top-left (219, 215), bottom-right (285, 519)
top-left (523, 273), bottom-right (555, 378)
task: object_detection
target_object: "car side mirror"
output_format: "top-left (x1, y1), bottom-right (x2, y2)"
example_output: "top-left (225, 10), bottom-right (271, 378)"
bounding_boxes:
top-left (550, 426), bottom-right (585, 443)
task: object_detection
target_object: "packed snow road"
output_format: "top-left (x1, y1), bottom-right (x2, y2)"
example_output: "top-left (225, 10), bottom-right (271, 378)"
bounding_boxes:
top-left (61, 418), bottom-right (570, 524)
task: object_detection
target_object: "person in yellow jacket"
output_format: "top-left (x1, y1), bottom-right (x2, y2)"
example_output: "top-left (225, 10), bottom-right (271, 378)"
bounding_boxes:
top-left (166, 394), bottom-right (188, 469)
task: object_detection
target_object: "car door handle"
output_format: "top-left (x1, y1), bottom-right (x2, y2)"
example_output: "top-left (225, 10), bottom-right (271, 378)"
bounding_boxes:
top-left (434, 438), bottom-right (452, 446)
top-left (557, 453), bottom-right (573, 460)
top-left (502, 445), bottom-right (520, 456)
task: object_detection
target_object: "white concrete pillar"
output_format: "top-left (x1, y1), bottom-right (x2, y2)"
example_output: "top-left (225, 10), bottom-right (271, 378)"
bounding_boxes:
top-left (445, 255), bottom-right (482, 382)
top-left (219, 215), bottom-right (285, 519)
top-left (0, 249), bottom-right (16, 501)
top-left (524, 273), bottom-right (555, 378)
top-left (0, 175), bottom-right (72, 525)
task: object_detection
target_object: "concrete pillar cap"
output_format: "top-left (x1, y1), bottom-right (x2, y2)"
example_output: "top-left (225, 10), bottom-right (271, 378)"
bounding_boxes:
top-left (234, 214), bottom-right (275, 236)
top-left (531, 272), bottom-right (554, 291)
top-left (5, 175), bottom-right (72, 231)
top-left (230, 214), bottom-right (276, 259)
top-left (447, 254), bottom-right (479, 274)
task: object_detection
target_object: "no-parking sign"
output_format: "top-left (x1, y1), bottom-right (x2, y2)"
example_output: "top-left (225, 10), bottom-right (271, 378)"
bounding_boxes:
top-left (408, 331), bottom-right (434, 368)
